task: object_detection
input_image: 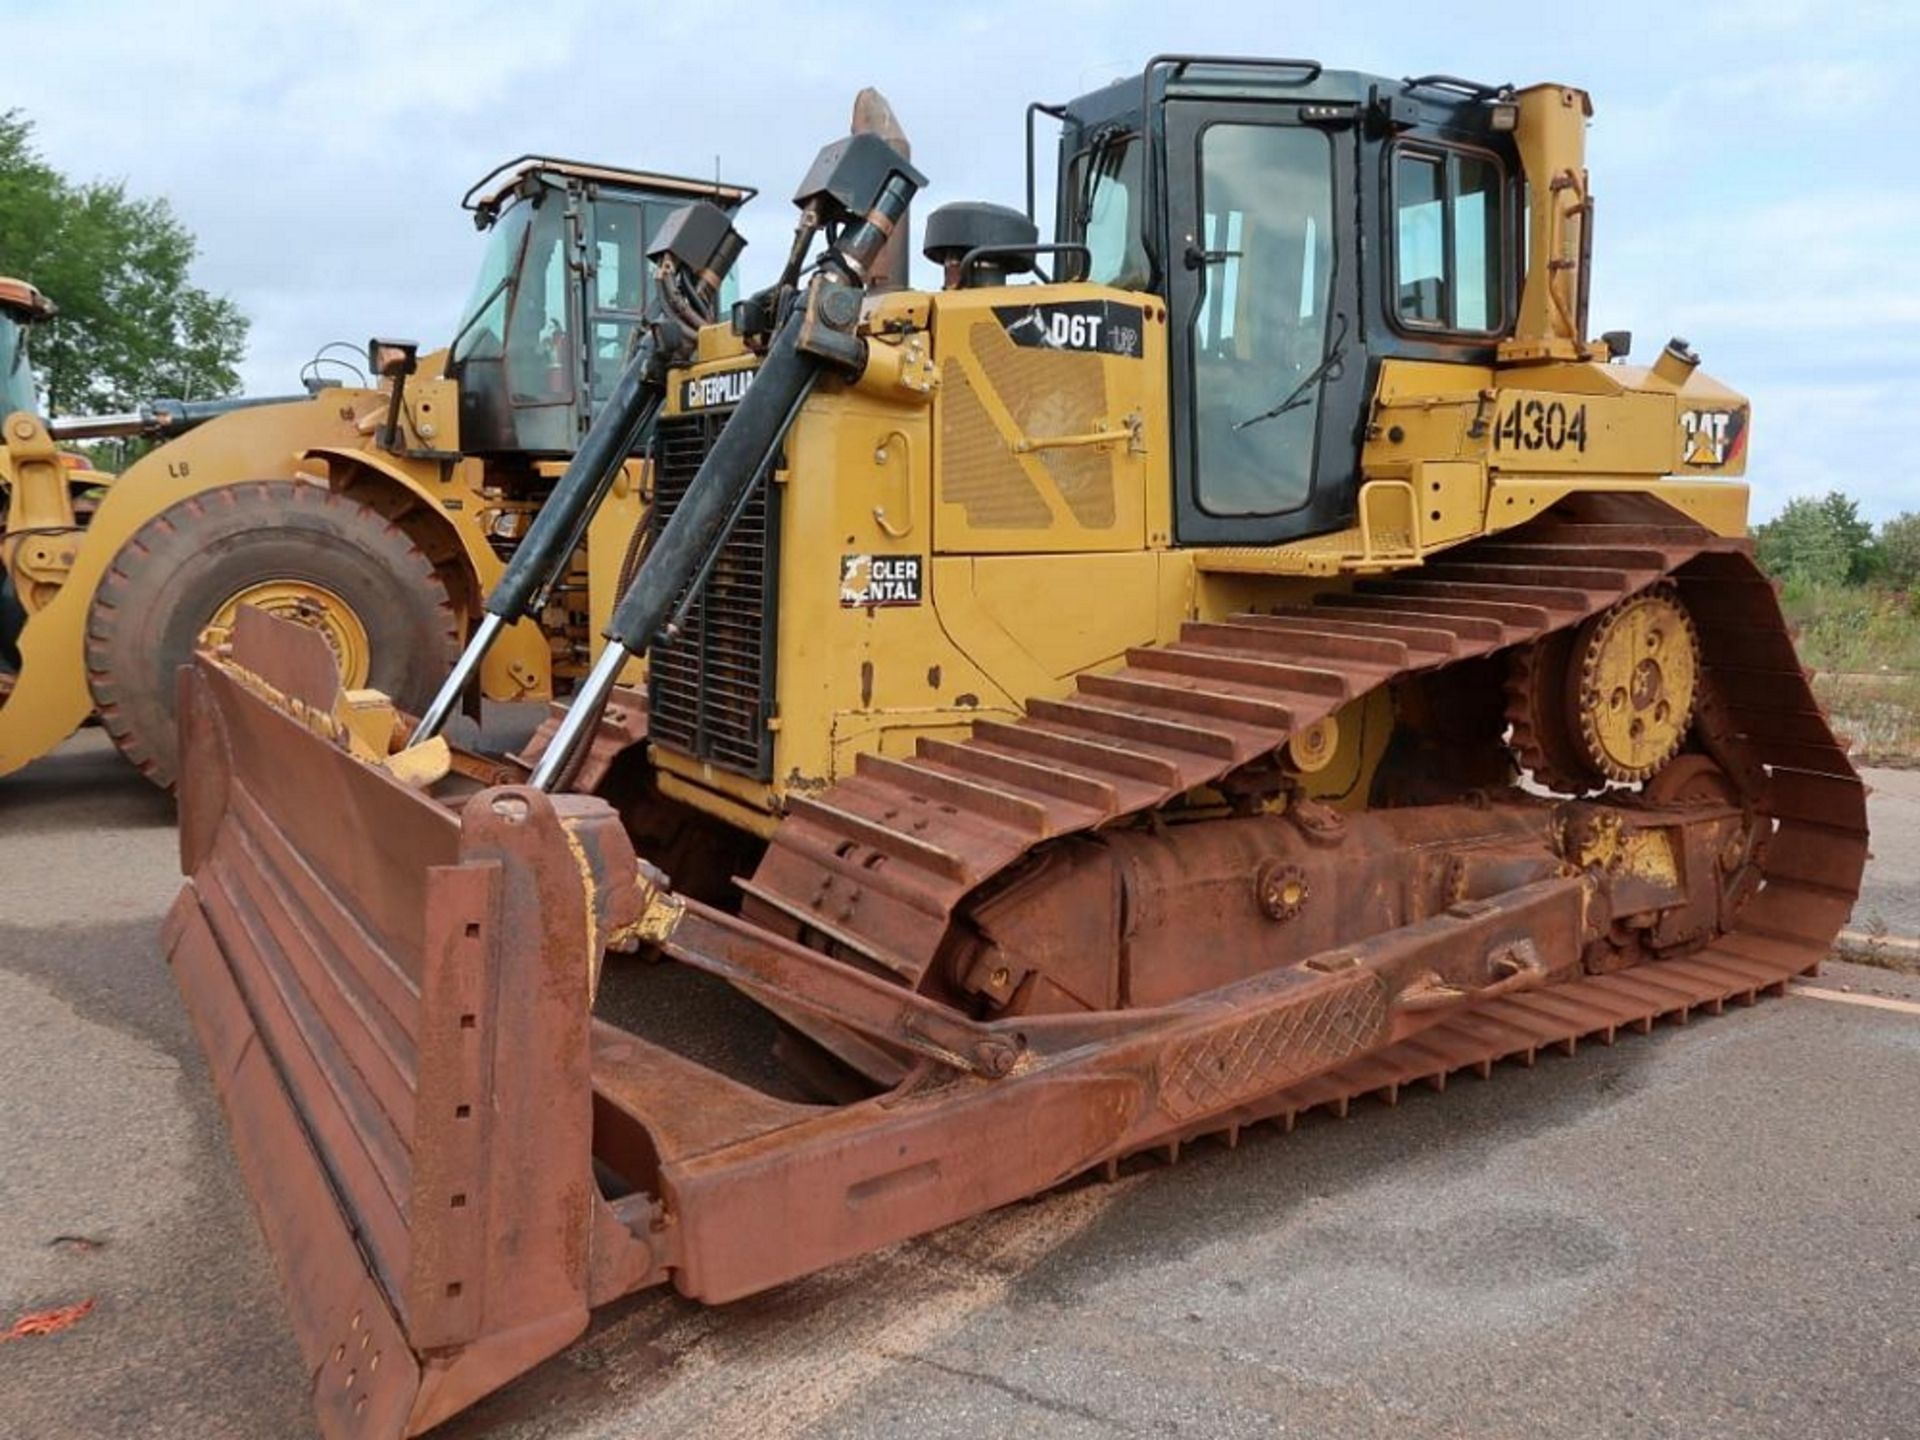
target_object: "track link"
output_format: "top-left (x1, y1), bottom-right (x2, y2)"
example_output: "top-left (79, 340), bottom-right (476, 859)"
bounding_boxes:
top-left (1143, 935), bottom-right (1818, 1163)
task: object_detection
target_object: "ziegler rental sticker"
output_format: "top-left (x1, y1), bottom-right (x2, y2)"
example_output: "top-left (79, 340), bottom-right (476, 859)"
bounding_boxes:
top-left (841, 553), bottom-right (923, 607)
top-left (683, 368), bottom-right (753, 410)
top-left (992, 299), bottom-right (1145, 358)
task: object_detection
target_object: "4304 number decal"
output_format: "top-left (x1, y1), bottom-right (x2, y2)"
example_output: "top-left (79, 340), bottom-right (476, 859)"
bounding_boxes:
top-left (1494, 398), bottom-right (1588, 453)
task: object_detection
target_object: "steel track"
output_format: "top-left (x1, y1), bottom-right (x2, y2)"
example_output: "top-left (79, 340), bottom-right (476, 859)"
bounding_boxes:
top-left (742, 498), bottom-right (1868, 1104)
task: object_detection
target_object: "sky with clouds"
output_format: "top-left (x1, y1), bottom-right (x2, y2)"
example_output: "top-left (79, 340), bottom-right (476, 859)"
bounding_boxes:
top-left (7, 0), bottom-right (1917, 520)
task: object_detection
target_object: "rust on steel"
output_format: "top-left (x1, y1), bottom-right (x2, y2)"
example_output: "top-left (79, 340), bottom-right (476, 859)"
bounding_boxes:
top-left (166, 501), bottom-right (1866, 1439)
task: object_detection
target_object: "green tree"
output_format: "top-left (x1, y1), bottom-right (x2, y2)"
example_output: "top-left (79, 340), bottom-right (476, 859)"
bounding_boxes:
top-left (1756, 491), bottom-right (1878, 588)
top-left (1879, 511), bottom-right (1920, 590)
top-left (0, 109), bottom-right (247, 414)
top-left (1819, 491), bottom-right (1878, 584)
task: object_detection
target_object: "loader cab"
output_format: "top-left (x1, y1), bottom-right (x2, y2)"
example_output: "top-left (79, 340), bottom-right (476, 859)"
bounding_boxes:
top-left (1050, 59), bottom-right (1521, 545)
top-left (0, 278), bottom-right (54, 420)
top-left (447, 159), bottom-right (753, 458)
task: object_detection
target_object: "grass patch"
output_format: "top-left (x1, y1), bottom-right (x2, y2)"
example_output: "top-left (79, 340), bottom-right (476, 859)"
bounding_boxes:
top-left (1777, 582), bottom-right (1920, 674)
top-left (1835, 931), bottom-right (1920, 975)
top-left (1777, 583), bottom-right (1920, 764)
top-left (1811, 674), bottom-right (1920, 766)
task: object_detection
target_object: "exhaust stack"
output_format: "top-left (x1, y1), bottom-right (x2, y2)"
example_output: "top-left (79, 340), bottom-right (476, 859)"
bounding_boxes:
top-left (1502, 83), bottom-right (1596, 364)
top-left (850, 88), bottom-right (912, 291)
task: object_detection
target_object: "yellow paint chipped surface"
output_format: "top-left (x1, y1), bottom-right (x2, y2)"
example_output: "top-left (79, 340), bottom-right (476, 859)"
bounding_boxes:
top-left (559, 819), bottom-right (605, 1001)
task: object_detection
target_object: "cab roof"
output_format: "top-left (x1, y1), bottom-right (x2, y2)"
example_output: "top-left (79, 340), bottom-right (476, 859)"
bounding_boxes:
top-left (463, 155), bottom-right (756, 225)
top-left (1060, 57), bottom-right (1512, 138)
top-left (0, 276), bottom-right (56, 322)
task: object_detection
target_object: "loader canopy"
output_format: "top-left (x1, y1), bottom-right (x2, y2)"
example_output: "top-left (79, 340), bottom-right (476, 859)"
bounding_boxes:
top-left (447, 160), bottom-right (753, 457)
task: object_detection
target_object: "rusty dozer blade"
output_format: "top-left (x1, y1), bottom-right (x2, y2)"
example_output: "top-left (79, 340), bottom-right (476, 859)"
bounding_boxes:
top-left (166, 611), bottom-right (647, 1436)
top-left (171, 615), bottom-right (1150, 1434)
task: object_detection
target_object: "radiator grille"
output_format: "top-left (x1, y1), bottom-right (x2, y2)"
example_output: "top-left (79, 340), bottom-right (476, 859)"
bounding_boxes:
top-left (646, 409), bottom-right (779, 779)
top-left (938, 319), bottom-right (1115, 531)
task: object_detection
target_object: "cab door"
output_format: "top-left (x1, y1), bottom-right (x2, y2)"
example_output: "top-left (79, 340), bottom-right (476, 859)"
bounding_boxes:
top-left (1162, 102), bottom-right (1366, 545)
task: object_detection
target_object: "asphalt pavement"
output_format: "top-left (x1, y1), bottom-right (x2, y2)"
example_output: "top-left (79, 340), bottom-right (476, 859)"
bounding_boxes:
top-left (1853, 766), bottom-right (1920, 939)
top-left (2, 730), bottom-right (1917, 1440)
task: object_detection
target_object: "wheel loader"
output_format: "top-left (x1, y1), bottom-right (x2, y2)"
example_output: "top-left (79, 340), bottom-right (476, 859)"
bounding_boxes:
top-left (0, 158), bottom-right (751, 788)
top-left (164, 59), bottom-right (1863, 1440)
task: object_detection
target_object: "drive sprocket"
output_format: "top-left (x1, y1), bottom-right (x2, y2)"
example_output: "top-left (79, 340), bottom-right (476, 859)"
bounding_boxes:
top-left (1506, 583), bottom-right (1701, 791)
top-left (1571, 584), bottom-right (1700, 783)
top-left (1505, 626), bottom-right (1601, 794)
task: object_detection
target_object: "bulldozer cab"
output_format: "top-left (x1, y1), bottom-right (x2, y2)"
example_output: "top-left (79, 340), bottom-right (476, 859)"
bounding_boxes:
top-left (0, 277), bottom-right (54, 420)
top-left (446, 158), bottom-right (753, 457)
top-left (1052, 58), bottom-right (1520, 545)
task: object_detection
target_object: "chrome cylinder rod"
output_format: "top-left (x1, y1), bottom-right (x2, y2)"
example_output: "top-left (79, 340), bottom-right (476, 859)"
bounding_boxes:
top-left (527, 634), bottom-right (630, 790)
top-left (408, 612), bottom-right (506, 747)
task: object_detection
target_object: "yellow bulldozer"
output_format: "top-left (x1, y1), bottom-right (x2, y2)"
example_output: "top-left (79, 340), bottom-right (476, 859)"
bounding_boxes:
top-left (166, 60), bottom-right (1862, 1439)
top-left (0, 158), bottom-right (750, 787)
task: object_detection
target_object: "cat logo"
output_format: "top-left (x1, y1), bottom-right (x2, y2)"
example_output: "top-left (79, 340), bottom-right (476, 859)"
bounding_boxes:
top-left (840, 553), bottom-right (923, 607)
top-left (1679, 408), bottom-right (1747, 467)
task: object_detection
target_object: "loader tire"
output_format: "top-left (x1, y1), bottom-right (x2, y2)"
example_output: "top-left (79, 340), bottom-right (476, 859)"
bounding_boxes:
top-left (85, 480), bottom-right (458, 789)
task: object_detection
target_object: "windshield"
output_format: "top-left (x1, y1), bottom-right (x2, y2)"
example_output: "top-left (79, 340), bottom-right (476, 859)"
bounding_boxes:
top-left (1188, 122), bottom-right (1335, 516)
top-left (506, 193), bottom-right (572, 404)
top-left (0, 312), bottom-right (38, 417)
top-left (451, 200), bottom-right (533, 363)
top-left (1067, 134), bottom-right (1148, 288)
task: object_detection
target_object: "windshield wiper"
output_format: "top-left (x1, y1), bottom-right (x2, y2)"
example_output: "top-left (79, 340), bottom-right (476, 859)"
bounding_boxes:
top-left (1074, 124), bottom-right (1128, 229)
top-left (1234, 313), bottom-right (1348, 432)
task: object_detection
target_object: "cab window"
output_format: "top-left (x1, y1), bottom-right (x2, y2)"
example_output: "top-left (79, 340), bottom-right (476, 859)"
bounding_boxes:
top-left (506, 196), bottom-right (573, 404)
top-left (588, 198), bottom-right (650, 406)
top-left (1188, 123), bottom-right (1335, 517)
top-left (1, 313), bottom-right (37, 417)
top-left (586, 197), bottom-right (739, 406)
top-left (1068, 136), bottom-right (1148, 288)
top-left (451, 202), bottom-right (530, 363)
top-left (593, 200), bottom-right (650, 314)
top-left (1392, 144), bottom-right (1506, 334)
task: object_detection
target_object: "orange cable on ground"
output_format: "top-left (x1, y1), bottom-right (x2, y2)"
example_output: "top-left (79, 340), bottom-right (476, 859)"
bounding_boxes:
top-left (1, 1297), bottom-right (96, 1343)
